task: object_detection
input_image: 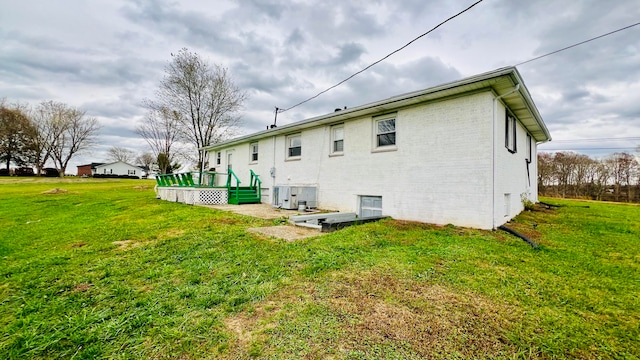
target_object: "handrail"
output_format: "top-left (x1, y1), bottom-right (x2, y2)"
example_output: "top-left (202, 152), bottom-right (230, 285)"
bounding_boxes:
top-left (250, 169), bottom-right (262, 200)
top-left (227, 168), bottom-right (241, 203)
top-left (155, 171), bottom-right (219, 188)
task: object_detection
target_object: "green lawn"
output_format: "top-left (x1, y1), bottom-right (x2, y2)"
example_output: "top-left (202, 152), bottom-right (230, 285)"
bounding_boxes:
top-left (0, 178), bottom-right (638, 359)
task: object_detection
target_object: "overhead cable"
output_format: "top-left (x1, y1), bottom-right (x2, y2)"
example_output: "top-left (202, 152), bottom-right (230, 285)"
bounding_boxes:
top-left (278, 0), bottom-right (485, 113)
top-left (515, 21), bottom-right (640, 66)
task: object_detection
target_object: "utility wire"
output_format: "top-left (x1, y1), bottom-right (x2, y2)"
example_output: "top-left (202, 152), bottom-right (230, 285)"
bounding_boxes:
top-left (548, 137), bottom-right (640, 143)
top-left (515, 21), bottom-right (640, 66)
top-left (278, 0), bottom-right (484, 113)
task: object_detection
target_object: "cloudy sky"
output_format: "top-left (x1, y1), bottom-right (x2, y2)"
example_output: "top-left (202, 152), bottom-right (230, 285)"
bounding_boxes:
top-left (1, 0), bottom-right (639, 172)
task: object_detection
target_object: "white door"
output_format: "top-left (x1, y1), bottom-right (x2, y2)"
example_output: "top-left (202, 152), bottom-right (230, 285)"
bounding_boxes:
top-left (226, 150), bottom-right (234, 171)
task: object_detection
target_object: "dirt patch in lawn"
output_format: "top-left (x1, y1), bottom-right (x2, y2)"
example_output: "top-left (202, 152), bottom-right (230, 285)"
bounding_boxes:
top-left (327, 272), bottom-right (521, 358)
top-left (133, 185), bottom-right (150, 190)
top-left (41, 188), bottom-right (68, 194)
top-left (72, 283), bottom-right (93, 293)
top-left (222, 271), bottom-right (522, 359)
top-left (247, 225), bottom-right (322, 241)
top-left (113, 240), bottom-right (144, 250)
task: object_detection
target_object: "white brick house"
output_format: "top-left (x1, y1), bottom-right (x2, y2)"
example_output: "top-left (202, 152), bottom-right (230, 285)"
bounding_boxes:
top-left (202, 67), bottom-right (551, 229)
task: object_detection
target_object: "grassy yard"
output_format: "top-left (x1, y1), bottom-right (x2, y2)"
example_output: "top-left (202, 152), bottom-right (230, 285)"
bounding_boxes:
top-left (0, 178), bottom-right (638, 359)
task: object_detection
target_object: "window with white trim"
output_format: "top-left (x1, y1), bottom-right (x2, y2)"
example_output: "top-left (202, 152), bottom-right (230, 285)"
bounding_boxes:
top-left (331, 124), bottom-right (344, 154)
top-left (375, 117), bottom-right (396, 148)
top-left (505, 113), bottom-right (517, 153)
top-left (128, 169), bottom-right (136, 175)
top-left (250, 142), bottom-right (259, 162)
top-left (216, 151), bottom-right (221, 165)
top-left (287, 134), bottom-right (301, 158)
top-left (526, 134), bottom-right (532, 162)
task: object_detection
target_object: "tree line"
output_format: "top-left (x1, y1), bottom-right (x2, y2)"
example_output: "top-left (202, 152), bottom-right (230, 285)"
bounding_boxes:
top-left (538, 151), bottom-right (640, 202)
top-left (0, 100), bottom-right (100, 176)
top-left (2, 48), bottom-right (245, 177)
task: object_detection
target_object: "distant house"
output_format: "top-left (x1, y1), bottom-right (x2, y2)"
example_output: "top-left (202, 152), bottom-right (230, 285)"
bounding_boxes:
top-left (94, 161), bottom-right (144, 179)
top-left (77, 162), bottom-right (104, 177)
top-left (201, 67), bottom-right (551, 230)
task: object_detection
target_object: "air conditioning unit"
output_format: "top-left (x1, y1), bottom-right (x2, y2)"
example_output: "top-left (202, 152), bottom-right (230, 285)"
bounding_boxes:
top-left (273, 186), bottom-right (317, 210)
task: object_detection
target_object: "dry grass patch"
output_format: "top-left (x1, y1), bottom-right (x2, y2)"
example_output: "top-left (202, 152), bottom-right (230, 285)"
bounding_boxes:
top-left (112, 240), bottom-right (144, 250)
top-left (220, 270), bottom-right (523, 359)
top-left (247, 225), bottom-right (321, 241)
top-left (133, 185), bottom-right (150, 190)
top-left (326, 271), bottom-right (522, 358)
top-left (72, 283), bottom-right (93, 293)
top-left (41, 188), bottom-right (68, 194)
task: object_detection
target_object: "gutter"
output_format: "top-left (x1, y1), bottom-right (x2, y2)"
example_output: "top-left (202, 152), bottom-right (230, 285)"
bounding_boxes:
top-left (492, 84), bottom-right (520, 230)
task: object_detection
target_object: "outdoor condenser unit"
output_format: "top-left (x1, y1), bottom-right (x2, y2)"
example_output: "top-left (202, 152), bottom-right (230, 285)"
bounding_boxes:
top-left (273, 186), bottom-right (317, 210)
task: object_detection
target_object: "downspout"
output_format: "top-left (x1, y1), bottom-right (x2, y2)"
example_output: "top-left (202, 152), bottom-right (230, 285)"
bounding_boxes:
top-left (492, 84), bottom-right (520, 229)
top-left (271, 134), bottom-right (277, 205)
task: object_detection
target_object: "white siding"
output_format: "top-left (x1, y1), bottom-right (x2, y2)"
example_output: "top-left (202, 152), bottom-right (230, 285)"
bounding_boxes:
top-left (210, 92), bottom-right (499, 229)
top-left (492, 101), bottom-right (537, 227)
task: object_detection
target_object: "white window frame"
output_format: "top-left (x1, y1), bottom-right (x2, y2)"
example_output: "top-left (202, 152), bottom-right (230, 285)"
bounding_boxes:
top-left (286, 134), bottom-right (301, 160)
top-left (250, 142), bottom-right (259, 163)
top-left (330, 124), bottom-right (344, 155)
top-left (216, 151), bottom-right (221, 165)
top-left (505, 113), bottom-right (517, 153)
top-left (373, 114), bottom-right (397, 152)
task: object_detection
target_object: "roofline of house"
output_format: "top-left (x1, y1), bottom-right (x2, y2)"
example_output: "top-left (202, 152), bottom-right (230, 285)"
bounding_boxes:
top-left (95, 161), bottom-right (144, 169)
top-left (202, 66), bottom-right (551, 151)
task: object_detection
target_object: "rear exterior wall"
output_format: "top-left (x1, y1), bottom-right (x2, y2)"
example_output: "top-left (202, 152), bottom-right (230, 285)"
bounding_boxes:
top-left (209, 91), bottom-right (498, 229)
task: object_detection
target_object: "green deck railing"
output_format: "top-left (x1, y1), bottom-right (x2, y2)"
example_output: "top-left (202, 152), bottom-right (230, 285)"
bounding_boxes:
top-left (250, 169), bottom-right (262, 200)
top-left (226, 169), bottom-right (242, 203)
top-left (155, 171), bottom-right (218, 188)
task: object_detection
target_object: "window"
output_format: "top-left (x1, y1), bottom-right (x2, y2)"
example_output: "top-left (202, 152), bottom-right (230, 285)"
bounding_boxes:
top-left (128, 169), bottom-right (136, 175)
top-left (526, 134), bottom-right (532, 162)
top-left (505, 113), bottom-right (517, 153)
top-left (216, 151), bottom-right (221, 165)
top-left (376, 117), bottom-right (396, 148)
top-left (360, 195), bottom-right (382, 217)
top-left (287, 134), bottom-right (301, 158)
top-left (250, 142), bottom-right (259, 162)
top-left (504, 194), bottom-right (511, 217)
top-left (331, 125), bottom-right (344, 154)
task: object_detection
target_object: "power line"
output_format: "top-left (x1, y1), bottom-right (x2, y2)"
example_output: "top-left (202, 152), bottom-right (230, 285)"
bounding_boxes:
top-left (548, 137), bottom-right (640, 143)
top-left (278, 0), bottom-right (484, 113)
top-left (515, 21), bottom-right (640, 67)
top-left (543, 148), bottom-right (638, 150)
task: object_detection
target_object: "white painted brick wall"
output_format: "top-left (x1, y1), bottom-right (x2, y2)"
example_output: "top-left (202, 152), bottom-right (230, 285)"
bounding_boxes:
top-left (210, 91), bottom-right (538, 229)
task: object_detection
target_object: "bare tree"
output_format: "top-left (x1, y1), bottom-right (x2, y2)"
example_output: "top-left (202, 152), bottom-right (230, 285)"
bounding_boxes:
top-left (135, 152), bottom-right (155, 168)
top-left (107, 146), bottom-right (136, 163)
top-left (136, 106), bottom-right (181, 174)
top-left (39, 104), bottom-right (100, 177)
top-left (146, 48), bottom-right (246, 169)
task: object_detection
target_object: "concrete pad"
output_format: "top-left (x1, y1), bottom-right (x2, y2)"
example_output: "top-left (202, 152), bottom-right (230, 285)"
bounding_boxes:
top-left (200, 203), bottom-right (299, 219)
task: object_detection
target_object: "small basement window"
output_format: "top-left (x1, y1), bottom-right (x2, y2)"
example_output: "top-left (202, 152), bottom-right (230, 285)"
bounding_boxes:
top-left (287, 134), bottom-right (301, 159)
top-left (250, 142), bottom-right (259, 162)
top-left (360, 195), bottom-right (382, 217)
